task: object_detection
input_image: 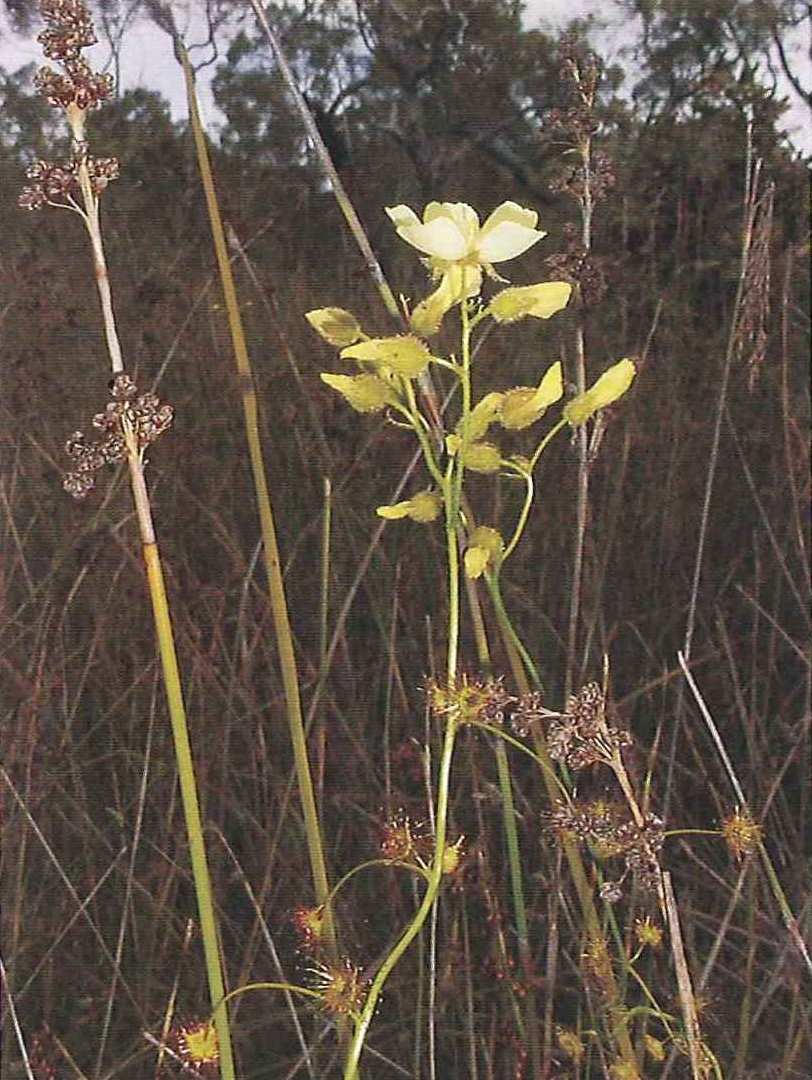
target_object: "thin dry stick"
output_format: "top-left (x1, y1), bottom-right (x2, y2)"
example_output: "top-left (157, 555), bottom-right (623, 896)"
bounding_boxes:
top-left (681, 113), bottom-right (760, 670)
top-left (662, 871), bottom-right (704, 1079)
top-left (663, 113), bottom-right (762, 837)
top-left (246, 0), bottom-right (445, 439)
top-left (94, 677), bottom-right (158, 1078)
top-left (678, 652), bottom-right (812, 978)
top-left (0, 949), bottom-right (36, 1080)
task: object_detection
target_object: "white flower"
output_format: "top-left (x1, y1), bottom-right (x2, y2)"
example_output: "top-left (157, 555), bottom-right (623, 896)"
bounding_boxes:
top-left (386, 201), bottom-right (547, 299)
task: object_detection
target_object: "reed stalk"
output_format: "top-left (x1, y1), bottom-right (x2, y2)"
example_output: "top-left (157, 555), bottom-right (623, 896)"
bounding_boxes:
top-left (179, 47), bottom-right (337, 959)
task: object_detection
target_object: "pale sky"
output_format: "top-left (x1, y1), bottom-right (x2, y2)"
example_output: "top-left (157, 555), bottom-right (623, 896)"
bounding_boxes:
top-left (0, 1), bottom-right (808, 151)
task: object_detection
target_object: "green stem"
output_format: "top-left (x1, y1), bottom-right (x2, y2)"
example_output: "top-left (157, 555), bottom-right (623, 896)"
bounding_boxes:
top-left (487, 567), bottom-right (638, 1070)
top-left (143, 541), bottom-right (236, 1078)
top-left (487, 573), bottom-right (543, 691)
top-left (464, 570), bottom-right (540, 1077)
top-left (502, 418), bottom-right (568, 562)
top-left (343, 718), bottom-right (459, 1079)
top-left (181, 47), bottom-right (336, 957)
top-left (343, 286), bottom-right (474, 1079)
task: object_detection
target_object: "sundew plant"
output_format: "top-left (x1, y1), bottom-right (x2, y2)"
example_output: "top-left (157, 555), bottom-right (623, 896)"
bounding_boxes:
top-left (9, 2), bottom-right (810, 1079)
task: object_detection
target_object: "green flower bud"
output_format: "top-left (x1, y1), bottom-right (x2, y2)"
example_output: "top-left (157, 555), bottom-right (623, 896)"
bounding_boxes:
top-left (321, 372), bottom-right (396, 413)
top-left (564, 358), bottom-right (636, 427)
top-left (488, 282), bottom-right (572, 323)
top-left (341, 335), bottom-right (432, 378)
top-left (305, 307), bottom-right (363, 347)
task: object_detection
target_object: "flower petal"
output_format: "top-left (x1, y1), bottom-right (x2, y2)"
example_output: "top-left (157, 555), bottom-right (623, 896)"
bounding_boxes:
top-left (478, 220), bottom-right (547, 263)
top-left (481, 201), bottom-right (539, 233)
top-left (479, 202), bottom-right (545, 262)
top-left (396, 217), bottom-right (470, 260)
top-left (385, 204), bottom-right (421, 230)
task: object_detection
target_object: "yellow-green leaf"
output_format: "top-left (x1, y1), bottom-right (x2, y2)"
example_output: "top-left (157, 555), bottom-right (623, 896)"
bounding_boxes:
top-left (376, 490), bottom-right (442, 522)
top-left (376, 500), bottom-right (412, 520)
top-left (409, 267), bottom-right (468, 337)
top-left (499, 362), bottom-right (563, 429)
top-left (459, 391), bottom-right (505, 441)
top-left (321, 372), bottom-right (396, 413)
top-left (464, 546), bottom-right (491, 579)
top-left (341, 335), bottom-right (432, 378)
top-left (464, 525), bottom-right (504, 579)
top-left (488, 282), bottom-right (572, 323)
top-left (305, 307), bottom-right (363, 347)
top-left (563, 358), bottom-right (636, 426)
top-left (460, 441), bottom-right (502, 473)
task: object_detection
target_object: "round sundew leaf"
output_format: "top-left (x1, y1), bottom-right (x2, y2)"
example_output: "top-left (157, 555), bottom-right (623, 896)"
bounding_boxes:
top-left (489, 282), bottom-right (571, 323)
top-left (321, 372), bottom-right (395, 413)
top-left (407, 490), bottom-right (443, 522)
top-left (469, 525), bottom-right (504, 556)
top-left (464, 545), bottom-right (491, 579)
top-left (460, 441), bottom-right (502, 473)
top-left (341, 335), bottom-right (432, 378)
top-left (305, 307), bottom-right (363, 347)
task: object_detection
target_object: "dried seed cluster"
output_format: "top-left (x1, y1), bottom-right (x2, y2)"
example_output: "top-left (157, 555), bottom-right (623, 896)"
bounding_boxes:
top-left (545, 682), bottom-right (633, 770)
top-left (63, 373), bottom-right (173, 498)
top-left (20, 0), bottom-right (117, 211)
top-left (19, 155), bottom-right (119, 210)
top-left (549, 799), bottom-right (665, 896)
top-left (544, 222), bottom-right (610, 306)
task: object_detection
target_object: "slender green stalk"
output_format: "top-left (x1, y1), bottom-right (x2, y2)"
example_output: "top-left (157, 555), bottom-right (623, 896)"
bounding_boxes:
top-left (180, 47), bottom-right (336, 957)
top-left (142, 539), bottom-right (236, 1078)
top-left (343, 717), bottom-right (458, 1080)
top-left (464, 569), bottom-right (541, 1076)
top-left (344, 295), bottom-right (481, 1077)
top-left (62, 91), bottom-right (239, 1076)
top-left (487, 568), bottom-right (638, 1069)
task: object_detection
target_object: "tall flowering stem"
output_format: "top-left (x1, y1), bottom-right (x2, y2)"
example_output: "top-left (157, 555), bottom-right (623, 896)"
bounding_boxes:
top-left (310, 199), bottom-right (636, 1075)
top-left (21, 3), bottom-right (235, 1074)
